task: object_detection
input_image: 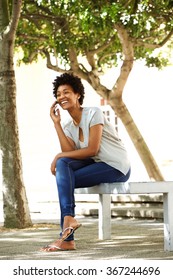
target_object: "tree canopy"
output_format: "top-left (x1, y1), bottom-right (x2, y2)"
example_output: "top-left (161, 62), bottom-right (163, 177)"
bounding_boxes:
top-left (17, 0), bottom-right (173, 70)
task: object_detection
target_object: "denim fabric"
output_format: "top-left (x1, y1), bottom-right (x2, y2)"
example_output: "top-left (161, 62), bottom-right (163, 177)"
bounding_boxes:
top-left (55, 157), bottom-right (131, 240)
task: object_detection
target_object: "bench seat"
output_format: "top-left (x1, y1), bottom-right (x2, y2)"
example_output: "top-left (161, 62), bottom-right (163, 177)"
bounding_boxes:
top-left (75, 181), bottom-right (173, 251)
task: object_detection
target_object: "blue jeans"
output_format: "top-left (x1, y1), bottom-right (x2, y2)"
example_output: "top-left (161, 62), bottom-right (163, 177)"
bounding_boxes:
top-left (55, 157), bottom-right (131, 240)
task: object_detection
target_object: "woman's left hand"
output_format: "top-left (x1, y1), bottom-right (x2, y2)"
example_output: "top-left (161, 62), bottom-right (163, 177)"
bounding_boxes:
top-left (50, 153), bottom-right (62, 175)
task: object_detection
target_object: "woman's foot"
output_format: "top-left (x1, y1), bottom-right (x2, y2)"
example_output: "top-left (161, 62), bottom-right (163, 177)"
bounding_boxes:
top-left (61, 216), bottom-right (82, 241)
top-left (40, 239), bottom-right (76, 252)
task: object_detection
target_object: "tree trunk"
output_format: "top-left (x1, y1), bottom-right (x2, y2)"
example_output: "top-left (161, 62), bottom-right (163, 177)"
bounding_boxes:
top-left (110, 98), bottom-right (164, 181)
top-left (0, 0), bottom-right (32, 228)
top-left (86, 72), bottom-right (164, 181)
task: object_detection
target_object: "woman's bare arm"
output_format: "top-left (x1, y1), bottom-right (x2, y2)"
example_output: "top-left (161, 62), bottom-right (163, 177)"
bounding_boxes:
top-left (50, 102), bottom-right (75, 151)
top-left (50, 124), bottom-right (103, 175)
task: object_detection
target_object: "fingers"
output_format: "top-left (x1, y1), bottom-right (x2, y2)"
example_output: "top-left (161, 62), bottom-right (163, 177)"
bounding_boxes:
top-left (50, 102), bottom-right (61, 123)
top-left (50, 102), bottom-right (56, 113)
top-left (50, 101), bottom-right (57, 112)
top-left (50, 101), bottom-right (59, 112)
top-left (51, 158), bottom-right (57, 175)
top-left (50, 164), bottom-right (56, 176)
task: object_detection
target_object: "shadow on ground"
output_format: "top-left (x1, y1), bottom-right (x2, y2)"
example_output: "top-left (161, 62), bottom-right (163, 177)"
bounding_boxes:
top-left (0, 218), bottom-right (173, 260)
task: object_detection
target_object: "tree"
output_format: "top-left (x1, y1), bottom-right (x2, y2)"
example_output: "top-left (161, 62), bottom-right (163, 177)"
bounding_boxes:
top-left (0, 0), bottom-right (32, 228)
top-left (17, 0), bottom-right (173, 180)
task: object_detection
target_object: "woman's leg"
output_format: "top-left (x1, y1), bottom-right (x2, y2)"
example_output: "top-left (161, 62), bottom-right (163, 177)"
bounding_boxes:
top-left (55, 157), bottom-right (95, 240)
top-left (41, 158), bottom-right (130, 250)
top-left (56, 157), bottom-right (130, 238)
top-left (75, 162), bottom-right (131, 188)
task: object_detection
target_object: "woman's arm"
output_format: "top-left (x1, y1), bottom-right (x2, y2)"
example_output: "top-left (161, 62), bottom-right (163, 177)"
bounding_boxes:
top-left (51, 124), bottom-right (103, 175)
top-left (60, 124), bottom-right (103, 158)
top-left (54, 122), bottom-right (76, 151)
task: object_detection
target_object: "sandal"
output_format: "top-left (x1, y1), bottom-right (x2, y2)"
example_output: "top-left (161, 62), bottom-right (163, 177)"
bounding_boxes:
top-left (61, 224), bottom-right (82, 241)
top-left (40, 240), bottom-right (76, 252)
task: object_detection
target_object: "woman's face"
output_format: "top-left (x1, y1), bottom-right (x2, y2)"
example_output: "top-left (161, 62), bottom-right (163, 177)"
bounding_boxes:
top-left (56, 84), bottom-right (80, 110)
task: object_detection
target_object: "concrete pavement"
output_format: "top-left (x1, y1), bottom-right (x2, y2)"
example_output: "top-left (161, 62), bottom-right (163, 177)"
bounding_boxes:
top-left (0, 217), bottom-right (173, 260)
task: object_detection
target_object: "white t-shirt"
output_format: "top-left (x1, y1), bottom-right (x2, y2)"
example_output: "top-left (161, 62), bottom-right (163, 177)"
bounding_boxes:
top-left (63, 107), bottom-right (130, 175)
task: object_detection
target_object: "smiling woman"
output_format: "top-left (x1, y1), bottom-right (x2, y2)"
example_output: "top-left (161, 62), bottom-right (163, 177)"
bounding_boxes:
top-left (40, 72), bottom-right (131, 252)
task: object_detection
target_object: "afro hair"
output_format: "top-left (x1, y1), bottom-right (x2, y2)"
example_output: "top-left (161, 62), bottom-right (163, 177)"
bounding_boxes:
top-left (52, 73), bottom-right (85, 105)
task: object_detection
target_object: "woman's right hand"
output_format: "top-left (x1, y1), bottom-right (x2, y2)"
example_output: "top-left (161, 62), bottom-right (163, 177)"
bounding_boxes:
top-left (50, 101), bottom-right (61, 124)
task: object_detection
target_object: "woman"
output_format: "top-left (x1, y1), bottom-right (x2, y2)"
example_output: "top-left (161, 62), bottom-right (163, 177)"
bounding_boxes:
top-left (41, 73), bottom-right (131, 252)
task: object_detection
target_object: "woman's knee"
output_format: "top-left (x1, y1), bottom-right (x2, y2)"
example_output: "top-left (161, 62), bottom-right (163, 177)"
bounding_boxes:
top-left (56, 157), bottom-right (73, 169)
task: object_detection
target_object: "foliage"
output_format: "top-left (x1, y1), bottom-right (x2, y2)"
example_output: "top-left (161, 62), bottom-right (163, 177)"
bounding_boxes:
top-left (16, 0), bottom-right (173, 70)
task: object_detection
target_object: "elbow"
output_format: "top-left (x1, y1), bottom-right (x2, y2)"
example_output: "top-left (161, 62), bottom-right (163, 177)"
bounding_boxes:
top-left (90, 147), bottom-right (100, 157)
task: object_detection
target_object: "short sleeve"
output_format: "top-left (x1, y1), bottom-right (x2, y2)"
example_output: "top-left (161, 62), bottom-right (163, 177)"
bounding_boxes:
top-left (62, 121), bottom-right (74, 140)
top-left (90, 107), bottom-right (104, 127)
top-left (63, 127), bottom-right (72, 139)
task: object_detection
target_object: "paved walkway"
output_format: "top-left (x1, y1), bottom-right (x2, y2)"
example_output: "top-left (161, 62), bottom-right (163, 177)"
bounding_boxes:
top-left (0, 217), bottom-right (173, 260)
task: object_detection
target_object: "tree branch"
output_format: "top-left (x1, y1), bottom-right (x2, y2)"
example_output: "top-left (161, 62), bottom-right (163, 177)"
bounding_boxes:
top-left (98, 52), bottom-right (117, 67)
top-left (133, 29), bottom-right (173, 49)
top-left (88, 35), bottom-right (115, 56)
top-left (85, 35), bottom-right (116, 70)
top-left (112, 23), bottom-right (134, 97)
top-left (43, 48), bottom-right (89, 82)
top-left (21, 13), bottom-right (66, 27)
top-left (43, 50), bottom-right (67, 73)
top-left (68, 47), bottom-right (89, 80)
top-left (9, 0), bottom-right (22, 39)
top-left (17, 32), bottom-right (49, 41)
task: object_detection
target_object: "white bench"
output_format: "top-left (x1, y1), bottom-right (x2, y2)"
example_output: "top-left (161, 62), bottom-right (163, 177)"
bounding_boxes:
top-left (75, 181), bottom-right (173, 251)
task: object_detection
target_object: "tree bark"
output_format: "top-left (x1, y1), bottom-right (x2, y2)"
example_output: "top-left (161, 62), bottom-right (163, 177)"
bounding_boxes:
top-left (111, 99), bottom-right (164, 181)
top-left (0, 0), bottom-right (32, 228)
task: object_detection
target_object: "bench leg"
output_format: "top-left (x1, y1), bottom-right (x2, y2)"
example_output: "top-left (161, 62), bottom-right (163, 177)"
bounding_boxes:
top-left (163, 192), bottom-right (173, 251)
top-left (98, 194), bottom-right (111, 240)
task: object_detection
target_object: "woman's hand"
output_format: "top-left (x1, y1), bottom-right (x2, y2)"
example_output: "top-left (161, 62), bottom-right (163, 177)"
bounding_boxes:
top-left (50, 101), bottom-right (61, 125)
top-left (51, 154), bottom-right (58, 175)
top-left (50, 153), bottom-right (63, 175)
